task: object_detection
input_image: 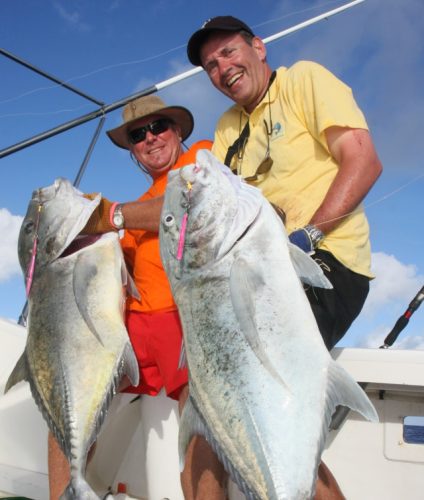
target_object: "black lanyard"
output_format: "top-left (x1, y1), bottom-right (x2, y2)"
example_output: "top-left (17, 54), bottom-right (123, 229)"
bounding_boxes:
top-left (224, 70), bottom-right (276, 171)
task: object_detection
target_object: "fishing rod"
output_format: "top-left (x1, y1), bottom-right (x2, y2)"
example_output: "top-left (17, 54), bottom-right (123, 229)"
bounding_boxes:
top-left (380, 286), bottom-right (424, 348)
top-left (0, 0), bottom-right (365, 159)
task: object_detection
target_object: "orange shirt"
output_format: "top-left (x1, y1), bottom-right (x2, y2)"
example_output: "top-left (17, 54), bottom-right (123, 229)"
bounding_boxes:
top-left (121, 140), bottom-right (212, 313)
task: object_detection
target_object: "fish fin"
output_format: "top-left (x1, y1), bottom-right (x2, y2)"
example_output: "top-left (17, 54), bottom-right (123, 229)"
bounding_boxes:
top-left (288, 242), bottom-right (332, 289)
top-left (121, 258), bottom-right (140, 300)
top-left (60, 477), bottom-right (99, 500)
top-left (178, 396), bottom-right (201, 471)
top-left (123, 342), bottom-right (140, 387)
top-left (230, 257), bottom-right (290, 391)
top-left (4, 352), bottom-right (28, 393)
top-left (326, 359), bottom-right (378, 425)
top-left (179, 396), bottom-right (258, 500)
top-left (73, 252), bottom-right (104, 346)
top-left (178, 341), bottom-right (186, 369)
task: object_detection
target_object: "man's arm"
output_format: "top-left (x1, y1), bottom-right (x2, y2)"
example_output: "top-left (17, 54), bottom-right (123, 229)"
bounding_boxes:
top-left (82, 196), bottom-right (164, 234)
top-left (121, 196), bottom-right (164, 232)
top-left (309, 126), bottom-right (382, 235)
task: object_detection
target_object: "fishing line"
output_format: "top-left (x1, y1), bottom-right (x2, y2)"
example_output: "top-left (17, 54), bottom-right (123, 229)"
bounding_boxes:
top-left (316, 171), bottom-right (424, 228)
top-left (254, 0), bottom-right (348, 30)
top-left (0, 44), bottom-right (185, 107)
top-left (0, 0), bottom-right (352, 109)
top-left (0, 103), bottom-right (93, 120)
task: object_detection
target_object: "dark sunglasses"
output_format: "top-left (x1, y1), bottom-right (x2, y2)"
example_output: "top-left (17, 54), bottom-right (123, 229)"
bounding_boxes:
top-left (128, 118), bottom-right (173, 144)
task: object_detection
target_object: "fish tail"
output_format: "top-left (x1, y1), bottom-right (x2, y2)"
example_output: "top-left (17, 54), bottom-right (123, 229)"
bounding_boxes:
top-left (60, 477), bottom-right (100, 499)
top-left (326, 360), bottom-right (378, 424)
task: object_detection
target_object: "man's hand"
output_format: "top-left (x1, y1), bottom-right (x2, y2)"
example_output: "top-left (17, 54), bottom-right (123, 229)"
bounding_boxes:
top-left (288, 225), bottom-right (324, 253)
top-left (82, 194), bottom-right (117, 234)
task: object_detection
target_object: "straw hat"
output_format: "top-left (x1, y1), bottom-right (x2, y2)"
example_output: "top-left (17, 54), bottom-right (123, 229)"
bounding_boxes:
top-left (107, 94), bottom-right (194, 149)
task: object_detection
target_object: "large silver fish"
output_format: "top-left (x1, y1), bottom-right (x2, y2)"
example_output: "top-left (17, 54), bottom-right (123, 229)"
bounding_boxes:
top-left (159, 150), bottom-right (378, 500)
top-left (5, 178), bottom-right (139, 499)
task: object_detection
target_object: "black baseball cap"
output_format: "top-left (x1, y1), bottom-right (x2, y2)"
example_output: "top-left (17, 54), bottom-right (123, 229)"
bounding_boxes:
top-left (187, 16), bottom-right (255, 66)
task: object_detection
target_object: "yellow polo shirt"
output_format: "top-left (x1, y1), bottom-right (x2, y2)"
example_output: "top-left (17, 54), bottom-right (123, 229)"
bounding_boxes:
top-left (212, 61), bottom-right (373, 277)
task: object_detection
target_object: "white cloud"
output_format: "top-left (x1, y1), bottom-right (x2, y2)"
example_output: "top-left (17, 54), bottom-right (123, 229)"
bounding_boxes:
top-left (358, 327), bottom-right (424, 350)
top-left (0, 209), bottom-right (23, 282)
top-left (396, 335), bottom-right (424, 350)
top-left (52, 3), bottom-right (91, 32)
top-left (358, 325), bottom-right (391, 349)
top-left (350, 252), bottom-right (423, 349)
top-left (362, 252), bottom-right (423, 315)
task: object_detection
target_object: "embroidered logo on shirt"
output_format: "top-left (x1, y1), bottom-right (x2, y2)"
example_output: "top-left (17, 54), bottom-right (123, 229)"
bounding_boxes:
top-left (270, 122), bottom-right (284, 141)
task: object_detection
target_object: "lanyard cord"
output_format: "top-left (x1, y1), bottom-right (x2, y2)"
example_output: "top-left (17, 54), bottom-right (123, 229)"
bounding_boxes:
top-left (224, 70), bottom-right (277, 171)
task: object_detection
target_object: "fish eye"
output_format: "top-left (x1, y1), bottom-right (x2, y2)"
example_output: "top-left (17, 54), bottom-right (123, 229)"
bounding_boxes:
top-left (163, 214), bottom-right (175, 227)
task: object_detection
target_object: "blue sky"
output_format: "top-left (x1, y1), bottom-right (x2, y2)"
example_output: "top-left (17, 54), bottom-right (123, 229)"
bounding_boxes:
top-left (0, 0), bottom-right (423, 349)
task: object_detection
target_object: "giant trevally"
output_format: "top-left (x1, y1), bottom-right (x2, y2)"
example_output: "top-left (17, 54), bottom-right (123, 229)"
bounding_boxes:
top-left (159, 149), bottom-right (378, 500)
top-left (5, 178), bottom-right (139, 500)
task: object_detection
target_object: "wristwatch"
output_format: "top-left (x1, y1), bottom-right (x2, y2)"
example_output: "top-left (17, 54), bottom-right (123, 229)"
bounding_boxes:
top-left (112, 203), bottom-right (125, 230)
top-left (304, 224), bottom-right (324, 248)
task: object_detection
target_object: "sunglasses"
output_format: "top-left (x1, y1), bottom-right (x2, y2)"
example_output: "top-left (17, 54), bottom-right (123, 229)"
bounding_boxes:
top-left (128, 118), bottom-right (173, 144)
top-left (231, 119), bottom-right (274, 182)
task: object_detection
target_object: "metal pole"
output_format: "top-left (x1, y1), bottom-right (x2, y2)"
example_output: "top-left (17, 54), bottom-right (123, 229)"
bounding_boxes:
top-left (0, 85), bottom-right (158, 159)
top-left (73, 115), bottom-right (106, 188)
top-left (263, 0), bottom-right (366, 45)
top-left (17, 115), bottom-right (108, 326)
top-left (0, 48), bottom-right (104, 106)
top-left (0, 0), bottom-right (366, 160)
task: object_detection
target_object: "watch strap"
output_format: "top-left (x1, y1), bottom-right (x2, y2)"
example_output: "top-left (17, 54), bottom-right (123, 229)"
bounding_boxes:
top-left (109, 202), bottom-right (119, 228)
top-left (304, 224), bottom-right (324, 248)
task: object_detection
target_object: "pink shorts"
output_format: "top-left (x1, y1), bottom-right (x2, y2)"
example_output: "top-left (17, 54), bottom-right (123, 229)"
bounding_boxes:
top-left (123, 309), bottom-right (188, 401)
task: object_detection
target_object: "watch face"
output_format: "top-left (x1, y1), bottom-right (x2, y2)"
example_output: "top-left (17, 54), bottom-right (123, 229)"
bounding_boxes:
top-left (113, 206), bottom-right (124, 229)
top-left (113, 213), bottom-right (124, 227)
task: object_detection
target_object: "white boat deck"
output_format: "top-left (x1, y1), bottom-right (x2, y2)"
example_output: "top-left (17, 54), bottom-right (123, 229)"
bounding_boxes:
top-left (1, 318), bottom-right (423, 499)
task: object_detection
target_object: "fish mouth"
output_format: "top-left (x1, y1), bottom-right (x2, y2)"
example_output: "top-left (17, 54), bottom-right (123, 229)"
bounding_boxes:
top-left (58, 232), bottom-right (113, 258)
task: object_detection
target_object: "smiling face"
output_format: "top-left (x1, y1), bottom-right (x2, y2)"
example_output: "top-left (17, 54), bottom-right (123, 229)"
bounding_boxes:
top-left (128, 114), bottom-right (183, 179)
top-left (200, 32), bottom-right (272, 113)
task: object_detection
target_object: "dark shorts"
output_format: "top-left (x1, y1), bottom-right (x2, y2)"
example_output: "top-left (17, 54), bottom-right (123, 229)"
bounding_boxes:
top-left (123, 309), bottom-right (188, 401)
top-left (305, 250), bottom-right (370, 350)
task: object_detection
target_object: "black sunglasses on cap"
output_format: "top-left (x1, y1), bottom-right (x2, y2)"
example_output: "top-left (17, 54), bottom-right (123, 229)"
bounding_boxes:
top-left (128, 118), bottom-right (173, 144)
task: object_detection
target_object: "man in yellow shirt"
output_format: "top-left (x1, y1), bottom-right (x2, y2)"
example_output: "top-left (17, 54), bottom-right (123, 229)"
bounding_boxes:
top-left (187, 16), bottom-right (382, 351)
top-left (187, 16), bottom-right (383, 499)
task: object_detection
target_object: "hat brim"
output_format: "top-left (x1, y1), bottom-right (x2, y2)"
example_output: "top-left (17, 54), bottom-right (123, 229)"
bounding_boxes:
top-left (107, 105), bottom-right (194, 150)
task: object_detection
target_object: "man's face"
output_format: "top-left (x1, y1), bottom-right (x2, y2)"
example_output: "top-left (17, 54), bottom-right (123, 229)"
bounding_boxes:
top-left (128, 114), bottom-right (182, 178)
top-left (200, 32), bottom-right (269, 113)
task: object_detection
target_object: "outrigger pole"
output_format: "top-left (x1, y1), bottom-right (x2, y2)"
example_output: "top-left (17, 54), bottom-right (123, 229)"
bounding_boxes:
top-left (0, 48), bottom-right (105, 107)
top-left (0, 0), bottom-right (365, 160)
